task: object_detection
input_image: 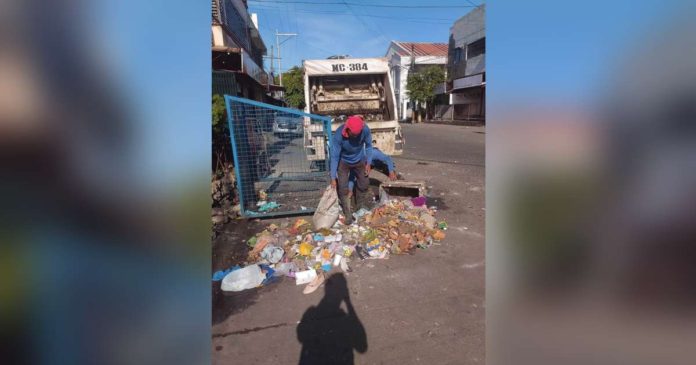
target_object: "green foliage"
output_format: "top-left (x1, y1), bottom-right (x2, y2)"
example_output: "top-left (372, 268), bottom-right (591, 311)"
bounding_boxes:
top-left (281, 66), bottom-right (306, 109)
top-left (212, 93), bottom-right (234, 176)
top-left (406, 66), bottom-right (446, 106)
top-left (212, 94), bottom-right (227, 134)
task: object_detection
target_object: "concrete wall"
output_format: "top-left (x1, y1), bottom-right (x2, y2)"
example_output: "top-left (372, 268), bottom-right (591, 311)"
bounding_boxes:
top-left (450, 5), bottom-right (485, 48)
top-left (446, 5), bottom-right (485, 123)
top-left (448, 5), bottom-right (485, 81)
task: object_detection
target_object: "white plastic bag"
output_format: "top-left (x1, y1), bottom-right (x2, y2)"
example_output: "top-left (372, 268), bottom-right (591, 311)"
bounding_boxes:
top-left (313, 186), bottom-right (341, 229)
top-left (295, 269), bottom-right (318, 285)
top-left (221, 264), bottom-right (265, 292)
top-left (378, 186), bottom-right (391, 205)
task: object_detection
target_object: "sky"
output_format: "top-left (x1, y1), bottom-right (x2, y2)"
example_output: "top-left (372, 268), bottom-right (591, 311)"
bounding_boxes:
top-left (247, 0), bottom-right (484, 72)
top-left (488, 0), bottom-right (678, 105)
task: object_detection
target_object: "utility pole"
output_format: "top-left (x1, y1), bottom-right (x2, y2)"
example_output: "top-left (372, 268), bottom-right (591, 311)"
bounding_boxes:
top-left (263, 46), bottom-right (281, 88)
top-left (275, 30), bottom-right (297, 87)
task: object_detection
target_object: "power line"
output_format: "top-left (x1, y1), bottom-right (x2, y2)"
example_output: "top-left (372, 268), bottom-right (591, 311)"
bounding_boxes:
top-left (248, 0), bottom-right (476, 8)
top-left (249, 6), bottom-right (455, 24)
top-left (249, 4), bottom-right (457, 21)
top-left (349, 0), bottom-right (392, 42)
top-left (340, 0), bottom-right (389, 43)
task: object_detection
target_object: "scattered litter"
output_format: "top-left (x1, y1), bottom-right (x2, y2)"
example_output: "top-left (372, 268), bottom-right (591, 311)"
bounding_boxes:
top-left (273, 262), bottom-right (296, 277)
top-left (324, 234), bottom-right (342, 243)
top-left (411, 196), bottom-right (426, 207)
top-left (260, 245), bottom-right (284, 264)
top-left (299, 242), bottom-right (313, 256)
top-left (295, 269), bottom-right (318, 285)
top-left (302, 272), bottom-right (325, 294)
top-left (249, 232), bottom-right (275, 258)
top-left (353, 208), bottom-right (370, 220)
top-left (340, 257), bottom-right (351, 273)
top-left (258, 190), bottom-right (268, 201)
top-left (212, 265), bottom-right (241, 281)
top-left (420, 212), bottom-right (437, 229)
top-left (379, 186), bottom-right (391, 205)
top-left (258, 201), bottom-right (281, 212)
top-left (259, 264), bottom-right (278, 285)
top-left (228, 190), bottom-right (448, 293)
top-left (301, 206), bottom-right (308, 211)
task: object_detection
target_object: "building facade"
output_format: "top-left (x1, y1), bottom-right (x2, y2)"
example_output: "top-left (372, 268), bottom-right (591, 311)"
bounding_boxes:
top-left (385, 41), bottom-right (448, 120)
top-left (212, 0), bottom-right (280, 103)
top-left (445, 4), bottom-right (485, 122)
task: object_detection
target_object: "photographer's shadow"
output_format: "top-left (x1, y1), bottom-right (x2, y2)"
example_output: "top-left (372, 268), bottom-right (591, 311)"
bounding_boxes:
top-left (297, 273), bottom-right (367, 365)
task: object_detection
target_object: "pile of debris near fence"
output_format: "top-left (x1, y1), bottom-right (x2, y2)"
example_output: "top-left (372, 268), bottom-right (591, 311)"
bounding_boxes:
top-left (214, 196), bottom-right (448, 294)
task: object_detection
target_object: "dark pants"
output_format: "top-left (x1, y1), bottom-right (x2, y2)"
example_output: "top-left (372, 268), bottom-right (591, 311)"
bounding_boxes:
top-left (338, 160), bottom-right (368, 198)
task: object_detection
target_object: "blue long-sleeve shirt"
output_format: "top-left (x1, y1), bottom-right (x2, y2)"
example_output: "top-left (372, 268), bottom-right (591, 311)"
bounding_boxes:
top-left (368, 148), bottom-right (394, 172)
top-left (330, 124), bottom-right (373, 179)
top-left (347, 148), bottom-right (395, 191)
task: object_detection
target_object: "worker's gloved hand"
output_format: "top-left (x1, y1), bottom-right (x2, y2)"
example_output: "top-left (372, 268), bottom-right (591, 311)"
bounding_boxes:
top-left (330, 179), bottom-right (337, 189)
top-left (365, 164), bottom-right (372, 176)
top-left (389, 171), bottom-right (397, 181)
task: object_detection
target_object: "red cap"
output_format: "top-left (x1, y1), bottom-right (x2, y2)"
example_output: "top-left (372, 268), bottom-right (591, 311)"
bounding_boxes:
top-left (342, 115), bottom-right (364, 137)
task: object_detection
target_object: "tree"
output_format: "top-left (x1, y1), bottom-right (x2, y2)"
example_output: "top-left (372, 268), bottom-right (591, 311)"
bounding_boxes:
top-left (212, 94), bottom-right (231, 175)
top-left (212, 94), bottom-right (227, 135)
top-left (406, 66), bottom-right (445, 122)
top-left (281, 66), bottom-right (305, 109)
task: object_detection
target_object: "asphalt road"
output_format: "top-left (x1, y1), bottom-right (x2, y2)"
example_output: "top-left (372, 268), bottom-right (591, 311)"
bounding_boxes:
top-left (212, 123), bottom-right (485, 364)
top-left (398, 123), bottom-right (485, 168)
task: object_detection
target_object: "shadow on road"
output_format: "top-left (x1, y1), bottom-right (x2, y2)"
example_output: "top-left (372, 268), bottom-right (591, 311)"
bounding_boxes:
top-left (297, 273), bottom-right (367, 365)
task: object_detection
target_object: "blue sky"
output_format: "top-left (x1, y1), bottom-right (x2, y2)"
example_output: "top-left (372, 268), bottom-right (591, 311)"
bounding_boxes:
top-left (488, 0), bottom-right (679, 105)
top-left (97, 0), bottom-right (211, 187)
top-left (247, 0), bottom-right (484, 71)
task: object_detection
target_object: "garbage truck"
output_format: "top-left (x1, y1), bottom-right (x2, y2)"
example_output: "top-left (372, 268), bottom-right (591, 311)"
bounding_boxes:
top-left (303, 57), bottom-right (404, 162)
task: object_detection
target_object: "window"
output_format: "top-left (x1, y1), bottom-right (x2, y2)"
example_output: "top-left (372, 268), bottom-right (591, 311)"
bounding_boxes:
top-left (467, 38), bottom-right (485, 59)
top-left (453, 47), bottom-right (463, 64)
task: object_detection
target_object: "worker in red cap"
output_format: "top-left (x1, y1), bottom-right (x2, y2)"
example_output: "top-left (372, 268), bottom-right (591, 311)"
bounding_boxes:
top-left (329, 115), bottom-right (374, 224)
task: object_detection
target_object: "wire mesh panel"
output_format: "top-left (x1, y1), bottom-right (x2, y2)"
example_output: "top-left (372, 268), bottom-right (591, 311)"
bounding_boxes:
top-left (225, 96), bottom-right (333, 218)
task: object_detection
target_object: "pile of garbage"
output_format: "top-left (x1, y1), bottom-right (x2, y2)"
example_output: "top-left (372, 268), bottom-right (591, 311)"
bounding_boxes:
top-left (214, 193), bottom-right (447, 294)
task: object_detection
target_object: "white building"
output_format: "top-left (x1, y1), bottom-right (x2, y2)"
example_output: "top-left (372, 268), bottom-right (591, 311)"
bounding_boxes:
top-left (385, 41), bottom-right (448, 120)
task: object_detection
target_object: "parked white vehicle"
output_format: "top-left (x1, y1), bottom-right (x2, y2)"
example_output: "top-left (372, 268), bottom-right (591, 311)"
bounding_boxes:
top-left (272, 114), bottom-right (303, 136)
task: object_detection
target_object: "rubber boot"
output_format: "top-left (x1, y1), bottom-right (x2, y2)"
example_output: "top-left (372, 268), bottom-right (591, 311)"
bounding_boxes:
top-left (339, 194), bottom-right (353, 225)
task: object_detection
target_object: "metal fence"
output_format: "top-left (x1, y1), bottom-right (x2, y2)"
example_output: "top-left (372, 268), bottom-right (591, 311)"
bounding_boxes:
top-left (225, 95), bottom-right (333, 218)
